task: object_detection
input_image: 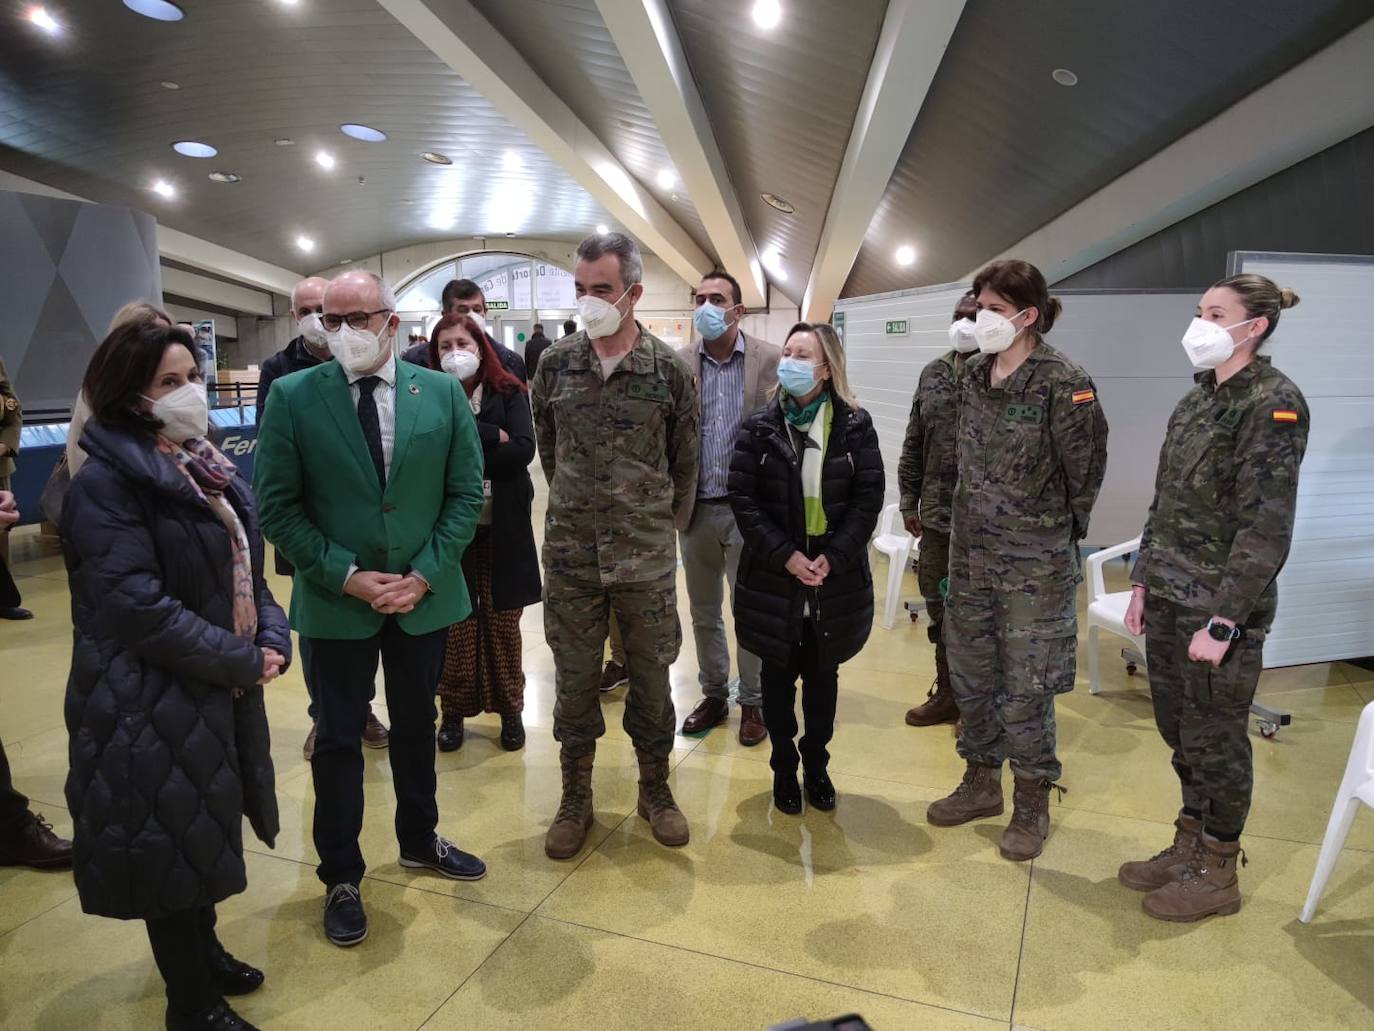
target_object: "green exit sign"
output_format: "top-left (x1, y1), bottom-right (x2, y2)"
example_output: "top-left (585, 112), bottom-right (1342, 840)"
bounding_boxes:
top-left (486, 300), bottom-right (511, 311)
top-left (885, 320), bottom-right (909, 335)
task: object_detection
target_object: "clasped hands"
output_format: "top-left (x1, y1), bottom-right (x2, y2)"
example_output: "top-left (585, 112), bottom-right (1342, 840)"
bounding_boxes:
top-left (345, 570), bottom-right (428, 615)
top-left (785, 550), bottom-right (830, 588)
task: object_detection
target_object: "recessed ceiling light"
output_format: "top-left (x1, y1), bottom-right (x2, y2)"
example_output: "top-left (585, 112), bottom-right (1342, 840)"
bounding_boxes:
top-left (314, 150), bottom-right (335, 170)
top-left (761, 191), bottom-right (795, 214)
top-left (295, 235), bottom-right (315, 253)
top-left (502, 150), bottom-right (522, 170)
top-left (208, 171), bottom-right (241, 184)
top-left (895, 244), bottom-right (917, 266)
top-left (596, 224), bottom-right (610, 235)
top-left (152, 179), bottom-right (176, 199)
top-left (172, 140), bottom-right (217, 158)
top-left (656, 169), bottom-right (675, 190)
top-left (123, 0), bottom-right (186, 22)
top-left (27, 6), bottom-right (61, 34)
top-left (752, 0), bottom-right (782, 30)
top-left (761, 245), bottom-right (788, 282)
top-left (273, 137), bottom-right (295, 146)
top-left (159, 79), bottom-right (180, 90)
top-left (339, 258), bottom-right (353, 265)
top-left (1052, 68), bottom-right (1079, 87)
top-left (421, 151), bottom-right (452, 165)
top-left (340, 123), bottom-right (387, 143)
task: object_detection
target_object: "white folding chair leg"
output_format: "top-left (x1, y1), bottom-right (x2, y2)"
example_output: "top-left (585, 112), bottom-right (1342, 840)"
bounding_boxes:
top-left (1300, 795), bottom-right (1362, 923)
top-left (881, 541), bottom-right (909, 630)
top-left (1087, 624), bottom-right (1101, 695)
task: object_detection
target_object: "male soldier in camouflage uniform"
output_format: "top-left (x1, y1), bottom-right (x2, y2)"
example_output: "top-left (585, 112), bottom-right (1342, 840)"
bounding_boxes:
top-left (532, 232), bottom-right (700, 859)
top-left (899, 292), bottom-right (978, 726)
top-left (927, 260), bottom-right (1107, 863)
top-left (1119, 274), bottom-right (1308, 922)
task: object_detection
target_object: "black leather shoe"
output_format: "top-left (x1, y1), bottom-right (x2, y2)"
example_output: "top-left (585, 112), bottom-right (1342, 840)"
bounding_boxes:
top-left (323, 882), bottom-right (368, 947)
top-left (804, 769), bottom-right (837, 811)
top-left (436, 717), bottom-right (464, 752)
top-left (499, 713), bottom-right (525, 751)
top-left (165, 1000), bottom-right (259, 1030)
top-left (207, 945), bottom-right (264, 996)
top-left (0, 606), bottom-right (33, 620)
top-left (399, 835), bottom-right (487, 881)
top-left (773, 771), bottom-right (803, 815)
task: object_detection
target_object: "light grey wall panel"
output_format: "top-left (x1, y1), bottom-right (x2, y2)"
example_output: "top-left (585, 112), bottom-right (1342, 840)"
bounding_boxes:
top-left (1234, 254), bottom-right (1374, 667)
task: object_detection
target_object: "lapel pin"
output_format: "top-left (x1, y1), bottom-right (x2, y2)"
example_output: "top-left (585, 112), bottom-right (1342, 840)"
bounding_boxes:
top-left (409, 384), bottom-right (421, 395)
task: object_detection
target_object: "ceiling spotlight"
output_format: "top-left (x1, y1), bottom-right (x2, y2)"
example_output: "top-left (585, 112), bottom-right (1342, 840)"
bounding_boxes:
top-left (761, 191), bottom-right (795, 214)
top-left (172, 140), bottom-right (217, 158)
top-left (295, 235), bottom-right (315, 253)
top-left (27, 7), bottom-right (61, 34)
top-left (421, 151), bottom-right (453, 165)
top-left (152, 179), bottom-right (176, 199)
top-left (338, 258), bottom-right (353, 265)
top-left (340, 123), bottom-right (387, 142)
top-left (314, 150), bottom-right (335, 170)
top-left (895, 244), bottom-right (917, 266)
top-left (273, 137), bottom-right (295, 146)
top-left (656, 169), bottom-right (675, 190)
top-left (159, 80), bottom-right (180, 90)
top-left (752, 0), bottom-right (782, 30)
top-left (208, 171), bottom-right (241, 183)
top-left (122, 0), bottom-right (186, 22)
top-left (502, 150), bottom-right (522, 170)
top-left (596, 224), bottom-right (610, 235)
top-left (1052, 68), bottom-right (1079, 87)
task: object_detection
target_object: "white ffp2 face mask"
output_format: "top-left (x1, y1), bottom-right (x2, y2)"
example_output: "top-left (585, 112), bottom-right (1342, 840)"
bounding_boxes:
top-left (144, 382), bottom-right (209, 443)
top-left (299, 312), bottom-right (329, 348)
top-left (1180, 316), bottom-right (1257, 369)
top-left (947, 318), bottom-right (979, 353)
top-left (441, 349), bottom-right (481, 382)
top-left (577, 288), bottom-right (632, 339)
top-left (328, 318), bottom-right (392, 374)
top-left (973, 308), bottom-right (1027, 354)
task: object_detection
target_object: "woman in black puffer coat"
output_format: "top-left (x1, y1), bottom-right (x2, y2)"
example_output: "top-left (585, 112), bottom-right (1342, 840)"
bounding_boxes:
top-left (728, 322), bottom-right (883, 816)
top-left (62, 323), bottom-right (289, 1031)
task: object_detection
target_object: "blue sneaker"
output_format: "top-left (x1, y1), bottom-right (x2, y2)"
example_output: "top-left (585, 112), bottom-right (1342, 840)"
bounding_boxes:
top-left (399, 836), bottom-right (487, 881)
top-left (323, 882), bottom-right (367, 947)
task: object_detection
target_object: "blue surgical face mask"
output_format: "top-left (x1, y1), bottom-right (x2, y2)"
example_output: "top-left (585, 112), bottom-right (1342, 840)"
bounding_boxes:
top-left (777, 356), bottom-right (819, 396)
top-left (693, 303), bottom-right (732, 341)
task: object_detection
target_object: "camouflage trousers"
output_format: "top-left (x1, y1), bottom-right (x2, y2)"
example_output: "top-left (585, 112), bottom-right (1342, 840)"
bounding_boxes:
top-left (545, 571), bottom-right (681, 760)
top-left (917, 529), bottom-right (950, 642)
top-left (1144, 594), bottom-right (1265, 837)
top-left (945, 579), bottom-right (1077, 781)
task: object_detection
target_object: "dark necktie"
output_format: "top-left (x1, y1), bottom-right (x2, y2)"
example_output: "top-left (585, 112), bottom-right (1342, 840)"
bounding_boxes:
top-left (356, 376), bottom-right (386, 488)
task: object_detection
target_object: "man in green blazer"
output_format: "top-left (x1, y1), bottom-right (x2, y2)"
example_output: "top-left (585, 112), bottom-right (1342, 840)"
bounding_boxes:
top-left (254, 270), bottom-right (487, 948)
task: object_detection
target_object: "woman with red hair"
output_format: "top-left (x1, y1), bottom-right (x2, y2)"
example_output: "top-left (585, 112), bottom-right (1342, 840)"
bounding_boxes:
top-left (429, 315), bottom-right (541, 751)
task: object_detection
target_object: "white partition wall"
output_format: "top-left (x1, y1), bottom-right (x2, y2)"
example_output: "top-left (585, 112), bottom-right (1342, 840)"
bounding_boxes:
top-left (1230, 252), bottom-right (1374, 667)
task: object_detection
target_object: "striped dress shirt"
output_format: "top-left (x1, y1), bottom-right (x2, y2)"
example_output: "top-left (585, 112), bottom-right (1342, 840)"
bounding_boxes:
top-left (697, 333), bottom-right (747, 500)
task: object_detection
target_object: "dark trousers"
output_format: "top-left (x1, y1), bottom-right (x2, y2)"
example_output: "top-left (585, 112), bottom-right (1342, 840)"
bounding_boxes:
top-left (298, 635), bottom-right (319, 720)
top-left (303, 618), bottom-right (447, 886)
top-left (760, 620), bottom-right (839, 774)
top-left (0, 738), bottom-right (32, 835)
top-left (1144, 594), bottom-right (1266, 837)
top-left (145, 905), bottom-right (220, 1017)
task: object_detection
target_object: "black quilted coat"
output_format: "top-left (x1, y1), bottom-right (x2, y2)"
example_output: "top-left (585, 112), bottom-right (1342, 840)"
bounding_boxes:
top-left (728, 393), bottom-right (884, 668)
top-left (61, 420), bottom-right (289, 920)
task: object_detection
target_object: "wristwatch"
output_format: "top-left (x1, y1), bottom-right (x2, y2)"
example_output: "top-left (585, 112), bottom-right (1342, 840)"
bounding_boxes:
top-left (1205, 618), bottom-right (1241, 642)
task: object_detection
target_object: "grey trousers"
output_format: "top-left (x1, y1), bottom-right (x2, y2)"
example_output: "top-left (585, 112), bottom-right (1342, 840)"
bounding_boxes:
top-left (680, 500), bottom-right (762, 706)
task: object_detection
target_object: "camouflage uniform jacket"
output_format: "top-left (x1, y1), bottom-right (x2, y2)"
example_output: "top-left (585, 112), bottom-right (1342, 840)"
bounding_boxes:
top-left (1131, 357), bottom-right (1308, 629)
top-left (898, 349), bottom-right (966, 533)
top-left (532, 324), bottom-right (700, 584)
top-left (950, 342), bottom-right (1108, 589)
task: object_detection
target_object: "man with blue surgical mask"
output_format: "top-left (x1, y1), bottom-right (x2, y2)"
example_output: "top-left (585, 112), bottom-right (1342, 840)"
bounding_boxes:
top-left (678, 270), bottom-right (780, 746)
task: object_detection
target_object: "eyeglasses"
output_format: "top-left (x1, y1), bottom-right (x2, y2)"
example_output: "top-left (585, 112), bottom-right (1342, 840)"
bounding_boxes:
top-left (321, 309), bottom-right (392, 332)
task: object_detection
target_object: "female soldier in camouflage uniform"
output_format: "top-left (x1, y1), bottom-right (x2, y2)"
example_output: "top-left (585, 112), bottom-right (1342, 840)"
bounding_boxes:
top-left (926, 260), bottom-right (1108, 862)
top-left (1120, 274), bottom-right (1308, 922)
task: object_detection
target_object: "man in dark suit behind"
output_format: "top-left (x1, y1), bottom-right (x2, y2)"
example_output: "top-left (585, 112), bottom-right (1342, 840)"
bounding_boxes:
top-left (401, 278), bottom-right (527, 383)
top-left (524, 322), bottom-right (552, 378)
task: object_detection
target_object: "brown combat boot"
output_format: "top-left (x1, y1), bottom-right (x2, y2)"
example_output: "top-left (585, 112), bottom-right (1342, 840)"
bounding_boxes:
top-left (636, 748), bottom-right (690, 847)
top-left (1142, 832), bottom-right (1246, 922)
top-left (999, 774), bottom-right (1058, 862)
top-left (1117, 811), bottom-right (1203, 891)
top-left (926, 763), bottom-right (1004, 826)
top-left (906, 630), bottom-right (959, 726)
top-left (545, 749), bottom-right (595, 860)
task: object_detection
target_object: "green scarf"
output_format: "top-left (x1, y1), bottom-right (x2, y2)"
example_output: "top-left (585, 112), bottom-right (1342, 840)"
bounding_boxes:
top-left (782, 393), bottom-right (831, 536)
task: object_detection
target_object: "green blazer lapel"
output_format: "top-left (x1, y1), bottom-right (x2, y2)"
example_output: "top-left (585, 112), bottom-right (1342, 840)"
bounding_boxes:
top-left (386, 361), bottom-right (425, 490)
top-left (316, 362), bottom-right (380, 491)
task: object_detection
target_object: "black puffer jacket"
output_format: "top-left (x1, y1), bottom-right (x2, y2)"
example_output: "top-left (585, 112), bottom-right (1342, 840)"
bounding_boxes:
top-left (61, 420), bottom-right (289, 921)
top-left (728, 393), bottom-right (884, 667)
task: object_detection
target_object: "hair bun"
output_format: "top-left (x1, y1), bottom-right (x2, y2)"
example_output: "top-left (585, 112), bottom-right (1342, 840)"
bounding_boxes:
top-left (1278, 287), bottom-right (1301, 310)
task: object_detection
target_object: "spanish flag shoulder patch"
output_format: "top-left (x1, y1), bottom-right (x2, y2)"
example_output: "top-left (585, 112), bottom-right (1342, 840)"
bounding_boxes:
top-left (1071, 389), bottom-right (1096, 406)
top-left (1272, 410), bottom-right (1299, 423)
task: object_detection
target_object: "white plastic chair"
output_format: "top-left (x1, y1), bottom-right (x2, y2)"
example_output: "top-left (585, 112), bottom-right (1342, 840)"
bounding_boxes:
top-left (1300, 701), bottom-right (1374, 923)
top-left (871, 504), bottom-right (916, 630)
top-left (1084, 536), bottom-right (1146, 695)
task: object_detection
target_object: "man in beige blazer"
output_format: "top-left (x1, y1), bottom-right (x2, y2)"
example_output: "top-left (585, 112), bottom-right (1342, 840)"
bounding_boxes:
top-left (677, 270), bottom-right (781, 745)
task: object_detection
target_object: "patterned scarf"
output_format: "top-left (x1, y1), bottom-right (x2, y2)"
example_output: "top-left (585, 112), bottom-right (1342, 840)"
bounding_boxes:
top-left (781, 393), bottom-right (831, 537)
top-left (156, 436), bottom-right (258, 641)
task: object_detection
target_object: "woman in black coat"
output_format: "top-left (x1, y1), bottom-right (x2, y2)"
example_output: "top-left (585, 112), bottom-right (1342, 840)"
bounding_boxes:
top-left (429, 314), bottom-right (541, 752)
top-left (62, 324), bottom-right (289, 1031)
top-left (729, 322), bottom-right (884, 815)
